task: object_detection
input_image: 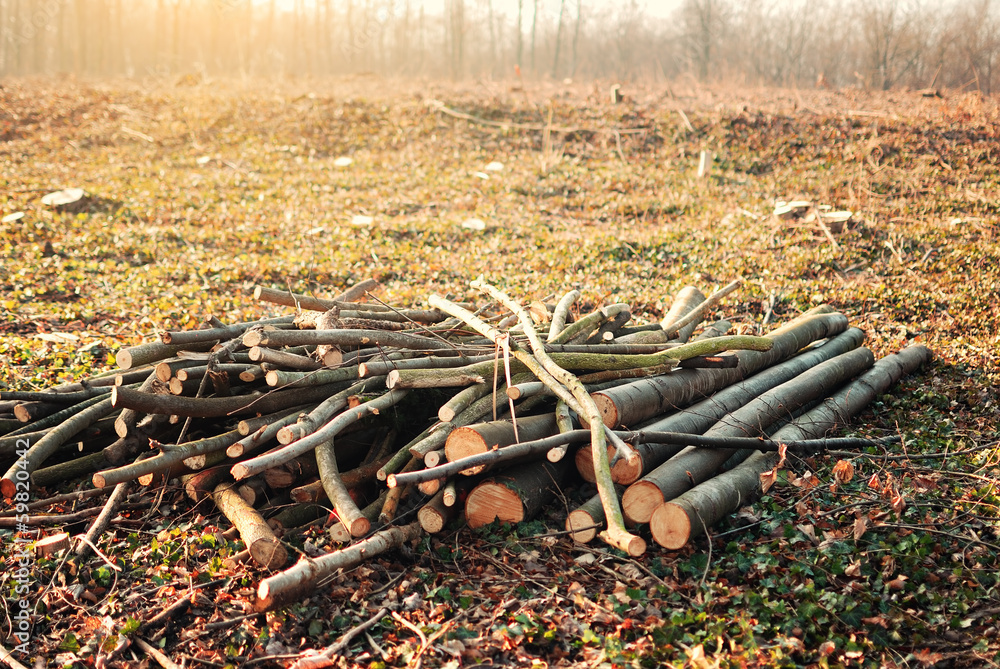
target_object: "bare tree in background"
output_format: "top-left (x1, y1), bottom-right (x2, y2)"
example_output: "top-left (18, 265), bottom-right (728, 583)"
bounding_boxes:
top-left (858, 0), bottom-right (928, 89)
top-left (681, 0), bottom-right (722, 81)
top-left (950, 0), bottom-right (999, 94)
top-left (552, 0), bottom-right (566, 78)
top-left (417, 4), bottom-right (425, 74)
top-left (781, 5), bottom-right (816, 85)
top-left (530, 0), bottom-right (538, 73)
top-left (0, 0), bottom-right (996, 90)
top-left (485, 0), bottom-right (497, 75)
top-left (516, 0), bottom-right (523, 67)
top-left (613, 0), bottom-right (643, 79)
top-left (449, 0), bottom-right (465, 79)
top-left (571, 0), bottom-right (583, 77)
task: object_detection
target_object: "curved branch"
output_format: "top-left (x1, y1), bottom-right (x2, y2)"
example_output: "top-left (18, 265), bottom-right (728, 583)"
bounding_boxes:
top-left (232, 389), bottom-right (409, 480)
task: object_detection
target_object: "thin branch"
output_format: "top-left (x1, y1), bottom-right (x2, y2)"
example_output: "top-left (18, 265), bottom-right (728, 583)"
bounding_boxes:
top-left (289, 607), bottom-right (389, 668)
top-left (828, 441), bottom-right (999, 462)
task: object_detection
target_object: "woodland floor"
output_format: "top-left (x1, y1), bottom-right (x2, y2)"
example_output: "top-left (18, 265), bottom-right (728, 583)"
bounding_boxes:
top-left (1, 76), bottom-right (999, 668)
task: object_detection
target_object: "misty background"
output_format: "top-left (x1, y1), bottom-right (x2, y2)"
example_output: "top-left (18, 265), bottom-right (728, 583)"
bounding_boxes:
top-left (0, 0), bottom-right (997, 93)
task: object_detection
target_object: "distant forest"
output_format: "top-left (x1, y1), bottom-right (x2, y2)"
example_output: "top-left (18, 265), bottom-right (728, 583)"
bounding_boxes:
top-left (1, 0), bottom-right (997, 93)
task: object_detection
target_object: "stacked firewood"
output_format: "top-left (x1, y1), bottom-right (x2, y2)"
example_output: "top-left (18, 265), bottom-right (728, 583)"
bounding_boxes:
top-left (0, 278), bottom-right (930, 611)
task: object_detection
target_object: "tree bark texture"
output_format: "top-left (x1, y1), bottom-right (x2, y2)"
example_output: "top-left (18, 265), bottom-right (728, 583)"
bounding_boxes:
top-left (621, 344), bottom-right (874, 525)
top-left (464, 458), bottom-right (568, 528)
top-left (602, 327), bottom-right (865, 485)
top-left (212, 482), bottom-right (288, 570)
top-left (649, 345), bottom-right (932, 548)
top-left (256, 522), bottom-right (421, 611)
top-left (591, 308), bottom-right (847, 429)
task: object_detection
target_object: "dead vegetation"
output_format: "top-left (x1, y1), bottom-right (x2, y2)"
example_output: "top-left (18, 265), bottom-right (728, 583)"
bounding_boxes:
top-left (0, 79), bottom-right (999, 668)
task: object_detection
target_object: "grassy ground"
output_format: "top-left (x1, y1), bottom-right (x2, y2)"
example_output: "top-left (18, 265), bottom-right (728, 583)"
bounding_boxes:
top-left (1, 77), bottom-right (999, 668)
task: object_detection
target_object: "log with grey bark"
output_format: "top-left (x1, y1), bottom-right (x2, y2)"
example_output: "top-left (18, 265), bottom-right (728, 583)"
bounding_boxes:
top-left (315, 437), bottom-right (369, 538)
top-left (579, 327), bottom-right (866, 486)
top-left (621, 345), bottom-right (875, 525)
top-left (648, 345), bottom-right (933, 549)
top-left (591, 306), bottom-right (845, 429)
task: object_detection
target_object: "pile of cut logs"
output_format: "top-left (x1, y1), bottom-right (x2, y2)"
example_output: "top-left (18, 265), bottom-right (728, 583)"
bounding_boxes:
top-left (0, 278), bottom-right (930, 611)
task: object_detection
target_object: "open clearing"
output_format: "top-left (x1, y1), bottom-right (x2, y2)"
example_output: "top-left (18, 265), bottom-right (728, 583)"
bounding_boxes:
top-left (1, 79), bottom-right (999, 667)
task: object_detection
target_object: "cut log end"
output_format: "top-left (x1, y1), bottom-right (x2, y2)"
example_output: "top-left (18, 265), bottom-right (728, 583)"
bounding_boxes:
top-left (242, 331), bottom-right (265, 348)
top-left (574, 447), bottom-right (596, 483)
top-left (290, 485), bottom-right (318, 504)
top-left (649, 502), bottom-right (691, 550)
top-left (547, 445), bottom-right (570, 462)
top-left (239, 370), bottom-right (261, 383)
top-left (437, 406), bottom-right (458, 423)
top-left (444, 427), bottom-right (489, 474)
top-left (566, 509), bottom-right (600, 543)
top-left (231, 463), bottom-right (251, 481)
top-left (601, 529), bottom-right (647, 557)
top-left (418, 506), bottom-right (448, 533)
top-left (465, 482), bottom-right (524, 528)
top-left (236, 479), bottom-right (258, 506)
top-left (611, 454), bottom-right (643, 485)
top-left (347, 517), bottom-right (371, 538)
top-left (35, 532), bottom-right (71, 557)
top-left (386, 370), bottom-right (401, 389)
top-left (115, 349), bottom-right (134, 370)
top-left (591, 393), bottom-right (619, 429)
top-left (418, 478), bottom-right (442, 496)
top-left (155, 362), bottom-right (174, 383)
top-left (621, 481), bottom-right (665, 524)
top-left (329, 522), bottom-right (351, 543)
top-left (276, 426), bottom-right (299, 445)
top-left (92, 473), bottom-right (108, 489)
top-left (263, 469), bottom-right (296, 489)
